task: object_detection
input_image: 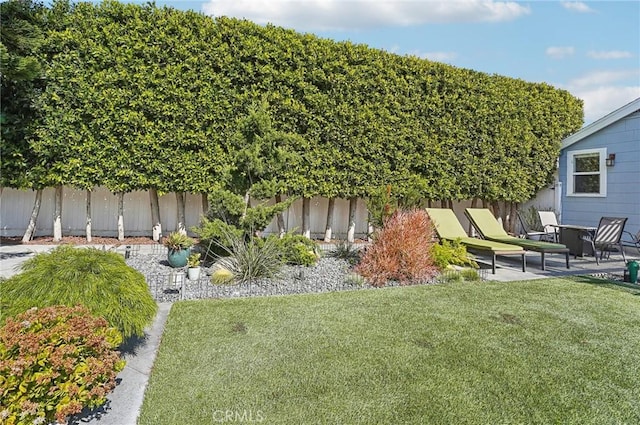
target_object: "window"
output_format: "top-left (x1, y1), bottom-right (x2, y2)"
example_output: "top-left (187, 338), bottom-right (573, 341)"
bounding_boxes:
top-left (566, 148), bottom-right (607, 197)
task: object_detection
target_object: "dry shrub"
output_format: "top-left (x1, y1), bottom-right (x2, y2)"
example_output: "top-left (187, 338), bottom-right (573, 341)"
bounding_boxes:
top-left (355, 209), bottom-right (438, 286)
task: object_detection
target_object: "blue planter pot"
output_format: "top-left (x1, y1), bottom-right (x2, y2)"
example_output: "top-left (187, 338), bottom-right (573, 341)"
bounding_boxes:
top-left (167, 248), bottom-right (190, 268)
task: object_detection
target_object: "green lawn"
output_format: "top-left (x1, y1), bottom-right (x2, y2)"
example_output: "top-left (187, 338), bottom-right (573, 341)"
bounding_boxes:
top-left (138, 277), bottom-right (640, 425)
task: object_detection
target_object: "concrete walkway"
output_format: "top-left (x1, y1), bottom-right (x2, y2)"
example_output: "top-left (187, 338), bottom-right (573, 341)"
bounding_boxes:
top-left (1, 242), bottom-right (638, 425)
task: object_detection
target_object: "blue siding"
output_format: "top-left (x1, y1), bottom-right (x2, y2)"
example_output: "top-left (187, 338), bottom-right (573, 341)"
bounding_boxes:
top-left (559, 111), bottom-right (640, 233)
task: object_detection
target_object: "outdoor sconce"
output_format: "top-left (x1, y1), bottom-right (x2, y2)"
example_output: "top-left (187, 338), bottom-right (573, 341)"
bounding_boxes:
top-left (606, 153), bottom-right (615, 167)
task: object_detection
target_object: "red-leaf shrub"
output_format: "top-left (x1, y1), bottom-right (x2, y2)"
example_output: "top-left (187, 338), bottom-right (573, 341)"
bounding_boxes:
top-left (0, 305), bottom-right (125, 425)
top-left (355, 209), bottom-right (438, 286)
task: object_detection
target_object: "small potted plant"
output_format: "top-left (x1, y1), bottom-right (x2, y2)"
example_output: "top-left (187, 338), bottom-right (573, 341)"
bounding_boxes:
top-left (163, 231), bottom-right (194, 268)
top-left (187, 252), bottom-right (201, 280)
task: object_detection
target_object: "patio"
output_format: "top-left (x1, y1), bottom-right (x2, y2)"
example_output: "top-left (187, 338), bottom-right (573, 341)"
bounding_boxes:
top-left (479, 250), bottom-right (637, 283)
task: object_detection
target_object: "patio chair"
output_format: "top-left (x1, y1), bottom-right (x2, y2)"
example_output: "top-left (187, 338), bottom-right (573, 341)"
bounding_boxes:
top-left (621, 229), bottom-right (640, 254)
top-left (581, 217), bottom-right (628, 265)
top-left (465, 208), bottom-right (570, 271)
top-left (425, 208), bottom-right (526, 274)
top-left (537, 210), bottom-right (560, 242)
top-left (516, 210), bottom-right (549, 241)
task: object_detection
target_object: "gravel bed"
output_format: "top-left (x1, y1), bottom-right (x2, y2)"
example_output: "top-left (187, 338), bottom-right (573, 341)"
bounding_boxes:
top-left (125, 254), bottom-right (422, 302)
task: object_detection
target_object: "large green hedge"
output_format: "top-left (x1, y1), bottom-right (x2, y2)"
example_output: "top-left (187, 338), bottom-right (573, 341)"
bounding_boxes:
top-left (1, 0), bottom-right (583, 204)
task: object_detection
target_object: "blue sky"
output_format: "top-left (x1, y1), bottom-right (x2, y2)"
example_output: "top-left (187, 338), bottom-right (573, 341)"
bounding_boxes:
top-left (106, 1), bottom-right (639, 125)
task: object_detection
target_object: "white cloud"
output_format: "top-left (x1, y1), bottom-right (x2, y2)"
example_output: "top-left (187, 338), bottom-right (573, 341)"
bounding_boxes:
top-left (568, 69), bottom-right (639, 89)
top-left (410, 51), bottom-right (458, 62)
top-left (201, 0), bottom-right (531, 31)
top-left (587, 50), bottom-right (634, 60)
top-left (577, 87), bottom-right (640, 124)
top-left (546, 46), bottom-right (575, 59)
top-left (563, 69), bottom-right (640, 124)
top-left (561, 2), bottom-right (595, 13)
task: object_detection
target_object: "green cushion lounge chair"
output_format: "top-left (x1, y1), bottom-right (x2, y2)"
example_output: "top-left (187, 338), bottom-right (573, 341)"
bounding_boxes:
top-left (425, 208), bottom-right (526, 274)
top-left (465, 208), bottom-right (570, 271)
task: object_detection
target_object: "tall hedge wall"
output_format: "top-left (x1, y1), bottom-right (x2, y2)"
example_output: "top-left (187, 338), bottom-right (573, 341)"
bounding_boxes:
top-left (1, 0), bottom-right (583, 204)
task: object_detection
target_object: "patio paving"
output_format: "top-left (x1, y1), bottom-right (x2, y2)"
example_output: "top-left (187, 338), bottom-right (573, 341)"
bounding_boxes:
top-left (480, 249), bottom-right (638, 282)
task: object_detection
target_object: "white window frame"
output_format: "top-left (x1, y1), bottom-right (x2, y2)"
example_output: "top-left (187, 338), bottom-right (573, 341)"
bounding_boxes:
top-left (566, 148), bottom-right (607, 197)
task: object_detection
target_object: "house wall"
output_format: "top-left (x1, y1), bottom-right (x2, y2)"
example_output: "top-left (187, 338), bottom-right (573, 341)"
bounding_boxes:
top-left (559, 111), bottom-right (640, 233)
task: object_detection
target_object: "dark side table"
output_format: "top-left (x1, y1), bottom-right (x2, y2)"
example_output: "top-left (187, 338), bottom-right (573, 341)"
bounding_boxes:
top-left (557, 225), bottom-right (596, 257)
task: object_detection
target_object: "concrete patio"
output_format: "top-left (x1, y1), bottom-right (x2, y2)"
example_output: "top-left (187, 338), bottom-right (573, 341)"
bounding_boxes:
top-left (477, 249), bottom-right (638, 283)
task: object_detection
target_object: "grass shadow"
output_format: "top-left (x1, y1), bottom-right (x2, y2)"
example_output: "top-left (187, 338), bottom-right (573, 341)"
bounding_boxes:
top-left (569, 274), bottom-right (640, 295)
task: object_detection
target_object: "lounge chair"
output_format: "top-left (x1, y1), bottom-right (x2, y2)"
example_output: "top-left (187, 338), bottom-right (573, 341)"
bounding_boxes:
top-left (465, 208), bottom-right (570, 271)
top-left (537, 210), bottom-right (560, 242)
top-left (581, 217), bottom-right (628, 265)
top-left (425, 208), bottom-right (526, 274)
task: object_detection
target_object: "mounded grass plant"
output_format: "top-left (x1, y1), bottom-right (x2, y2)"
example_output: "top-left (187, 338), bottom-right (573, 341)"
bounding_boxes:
top-left (211, 233), bottom-right (284, 285)
top-left (0, 246), bottom-right (157, 338)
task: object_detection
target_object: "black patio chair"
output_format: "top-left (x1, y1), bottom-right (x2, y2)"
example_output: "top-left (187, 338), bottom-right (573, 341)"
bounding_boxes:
top-left (581, 217), bottom-right (628, 265)
top-left (516, 210), bottom-right (550, 241)
top-left (621, 229), bottom-right (640, 254)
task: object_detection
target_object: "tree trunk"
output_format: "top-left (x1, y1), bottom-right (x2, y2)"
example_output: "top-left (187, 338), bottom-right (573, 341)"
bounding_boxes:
top-left (440, 199), bottom-right (447, 208)
top-left (117, 192), bottom-right (125, 241)
top-left (22, 189), bottom-right (42, 243)
top-left (323, 197), bottom-right (335, 242)
top-left (500, 201), bottom-right (508, 230)
top-left (302, 197), bottom-right (311, 239)
top-left (176, 192), bottom-right (186, 235)
top-left (275, 194), bottom-right (286, 237)
top-left (85, 189), bottom-right (92, 243)
top-left (448, 199), bottom-right (454, 210)
top-left (468, 198), bottom-right (479, 235)
top-left (367, 214), bottom-right (374, 243)
top-left (53, 185), bottom-right (63, 242)
top-left (242, 191), bottom-right (250, 220)
top-left (427, 200), bottom-right (432, 208)
top-left (491, 201), bottom-right (502, 228)
top-left (347, 197), bottom-right (357, 243)
top-left (508, 202), bottom-right (518, 234)
top-left (150, 188), bottom-right (162, 242)
top-left (201, 193), bottom-right (209, 216)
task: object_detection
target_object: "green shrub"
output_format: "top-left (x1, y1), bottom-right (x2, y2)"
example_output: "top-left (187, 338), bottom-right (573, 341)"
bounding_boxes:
top-left (163, 231), bottom-right (194, 250)
top-left (429, 239), bottom-right (478, 270)
top-left (355, 210), bottom-right (439, 286)
top-left (328, 240), bottom-right (362, 266)
top-left (0, 305), bottom-right (125, 425)
top-left (0, 245), bottom-right (157, 339)
top-left (460, 268), bottom-right (481, 281)
top-left (193, 217), bottom-right (244, 259)
top-left (269, 233), bottom-right (320, 266)
top-left (211, 234), bottom-right (284, 285)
